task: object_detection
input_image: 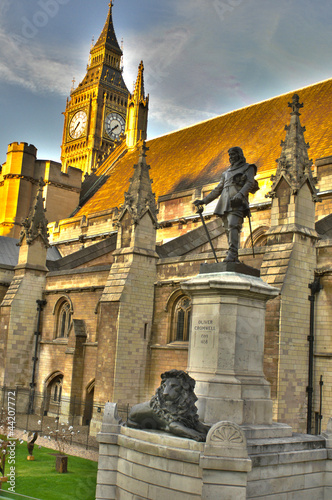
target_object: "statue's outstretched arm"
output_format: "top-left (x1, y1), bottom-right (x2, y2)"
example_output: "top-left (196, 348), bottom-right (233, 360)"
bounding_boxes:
top-left (194, 175), bottom-right (225, 207)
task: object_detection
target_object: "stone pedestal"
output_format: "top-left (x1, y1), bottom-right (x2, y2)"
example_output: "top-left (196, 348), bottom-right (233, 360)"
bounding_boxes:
top-left (181, 268), bottom-right (279, 427)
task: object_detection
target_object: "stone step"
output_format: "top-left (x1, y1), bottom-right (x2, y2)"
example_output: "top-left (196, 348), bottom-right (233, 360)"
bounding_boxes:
top-left (242, 422), bottom-right (292, 440)
top-left (247, 432), bottom-right (326, 456)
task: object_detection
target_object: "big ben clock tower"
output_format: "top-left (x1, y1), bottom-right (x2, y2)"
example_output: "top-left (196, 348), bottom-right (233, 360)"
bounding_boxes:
top-left (61, 2), bottom-right (128, 175)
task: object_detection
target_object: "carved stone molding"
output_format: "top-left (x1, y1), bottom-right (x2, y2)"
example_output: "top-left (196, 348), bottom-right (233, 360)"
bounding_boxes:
top-left (18, 178), bottom-right (49, 248)
top-left (204, 421), bottom-right (248, 458)
top-left (268, 94), bottom-right (319, 202)
top-left (209, 422), bottom-right (244, 445)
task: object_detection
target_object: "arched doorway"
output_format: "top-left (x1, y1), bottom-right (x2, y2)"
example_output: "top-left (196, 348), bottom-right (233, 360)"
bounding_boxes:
top-left (44, 372), bottom-right (63, 417)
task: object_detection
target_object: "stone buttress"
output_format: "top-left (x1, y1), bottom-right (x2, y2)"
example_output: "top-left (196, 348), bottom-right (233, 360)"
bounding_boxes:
top-left (0, 179), bottom-right (49, 402)
top-left (91, 143), bottom-right (159, 433)
top-left (261, 94), bottom-right (320, 431)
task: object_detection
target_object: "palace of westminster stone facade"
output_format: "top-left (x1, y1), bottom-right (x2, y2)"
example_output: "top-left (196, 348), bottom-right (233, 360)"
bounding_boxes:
top-left (1, 3), bottom-right (332, 435)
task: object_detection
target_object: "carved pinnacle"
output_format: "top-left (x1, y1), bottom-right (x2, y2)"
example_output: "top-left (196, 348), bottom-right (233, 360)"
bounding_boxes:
top-left (288, 94), bottom-right (303, 115)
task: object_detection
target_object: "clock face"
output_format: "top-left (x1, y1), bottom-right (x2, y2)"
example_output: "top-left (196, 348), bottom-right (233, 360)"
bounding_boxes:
top-left (69, 111), bottom-right (87, 139)
top-left (105, 112), bottom-right (125, 140)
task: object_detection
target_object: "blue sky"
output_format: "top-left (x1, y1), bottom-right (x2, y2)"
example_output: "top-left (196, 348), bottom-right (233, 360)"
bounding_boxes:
top-left (0, 0), bottom-right (332, 163)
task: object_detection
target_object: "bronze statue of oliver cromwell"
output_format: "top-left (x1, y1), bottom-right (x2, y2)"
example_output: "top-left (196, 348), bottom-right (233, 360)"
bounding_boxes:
top-left (194, 147), bottom-right (258, 263)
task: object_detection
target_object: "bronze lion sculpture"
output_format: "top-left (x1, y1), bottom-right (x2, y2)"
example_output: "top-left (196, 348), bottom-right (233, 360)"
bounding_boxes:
top-left (127, 369), bottom-right (209, 441)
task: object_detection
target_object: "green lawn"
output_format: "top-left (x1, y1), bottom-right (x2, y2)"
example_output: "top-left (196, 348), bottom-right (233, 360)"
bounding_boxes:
top-left (1, 441), bottom-right (98, 500)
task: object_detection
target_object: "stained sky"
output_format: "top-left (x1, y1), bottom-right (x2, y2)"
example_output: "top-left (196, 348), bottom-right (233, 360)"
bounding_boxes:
top-left (1, 0), bottom-right (332, 163)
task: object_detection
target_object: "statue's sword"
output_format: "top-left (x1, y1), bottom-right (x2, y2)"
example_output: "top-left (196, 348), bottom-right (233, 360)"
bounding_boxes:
top-left (196, 205), bottom-right (218, 263)
top-left (247, 210), bottom-right (255, 258)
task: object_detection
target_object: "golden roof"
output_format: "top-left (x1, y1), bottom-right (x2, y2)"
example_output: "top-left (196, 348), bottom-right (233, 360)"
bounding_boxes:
top-left (76, 78), bottom-right (332, 217)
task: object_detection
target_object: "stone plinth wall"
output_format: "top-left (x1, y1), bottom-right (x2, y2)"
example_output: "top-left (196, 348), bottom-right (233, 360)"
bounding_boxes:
top-left (97, 429), bottom-right (332, 500)
top-left (97, 428), bottom-right (203, 500)
top-left (247, 435), bottom-right (329, 499)
top-left (95, 404), bottom-right (332, 500)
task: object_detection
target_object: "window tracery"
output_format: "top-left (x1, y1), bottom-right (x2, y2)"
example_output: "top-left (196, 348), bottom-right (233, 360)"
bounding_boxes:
top-left (171, 295), bottom-right (192, 342)
top-left (55, 298), bottom-right (72, 339)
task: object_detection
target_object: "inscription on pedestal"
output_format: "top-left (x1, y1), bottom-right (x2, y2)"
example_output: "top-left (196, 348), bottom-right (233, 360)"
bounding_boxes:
top-left (192, 318), bottom-right (217, 348)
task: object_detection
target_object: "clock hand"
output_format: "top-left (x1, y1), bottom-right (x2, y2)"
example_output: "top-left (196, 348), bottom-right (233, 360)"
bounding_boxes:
top-left (74, 121), bottom-right (80, 131)
top-left (111, 124), bottom-right (119, 132)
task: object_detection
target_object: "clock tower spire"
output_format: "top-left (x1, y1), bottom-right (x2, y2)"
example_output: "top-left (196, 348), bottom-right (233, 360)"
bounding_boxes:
top-left (61, 2), bottom-right (129, 175)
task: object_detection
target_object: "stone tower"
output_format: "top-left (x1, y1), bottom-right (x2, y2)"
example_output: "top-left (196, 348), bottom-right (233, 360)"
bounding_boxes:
top-left (125, 61), bottom-right (149, 149)
top-left (0, 142), bottom-right (82, 238)
top-left (61, 2), bottom-right (129, 175)
top-left (91, 143), bottom-right (159, 433)
top-left (0, 180), bottom-right (49, 393)
top-left (0, 143), bottom-right (38, 238)
top-left (261, 94), bottom-right (320, 431)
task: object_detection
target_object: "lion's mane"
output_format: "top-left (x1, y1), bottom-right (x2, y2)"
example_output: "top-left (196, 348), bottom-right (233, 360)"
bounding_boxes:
top-left (149, 369), bottom-right (200, 429)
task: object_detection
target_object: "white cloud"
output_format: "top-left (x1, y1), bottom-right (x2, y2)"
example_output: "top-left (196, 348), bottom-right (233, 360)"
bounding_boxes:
top-left (0, 0), bottom-right (11, 17)
top-left (149, 96), bottom-right (215, 136)
top-left (123, 24), bottom-right (192, 91)
top-left (121, 3), bottom-right (257, 132)
top-left (113, 0), bottom-right (332, 140)
top-left (0, 27), bottom-right (82, 95)
top-left (122, 22), bottom-right (217, 137)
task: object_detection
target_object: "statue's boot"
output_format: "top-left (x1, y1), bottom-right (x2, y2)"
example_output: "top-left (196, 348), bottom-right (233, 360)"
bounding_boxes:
top-left (224, 225), bottom-right (240, 263)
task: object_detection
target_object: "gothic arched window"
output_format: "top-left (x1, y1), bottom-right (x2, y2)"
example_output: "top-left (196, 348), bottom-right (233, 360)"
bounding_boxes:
top-left (172, 296), bottom-right (192, 342)
top-left (55, 299), bottom-right (72, 339)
